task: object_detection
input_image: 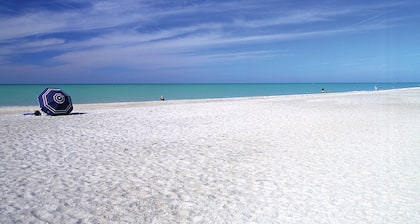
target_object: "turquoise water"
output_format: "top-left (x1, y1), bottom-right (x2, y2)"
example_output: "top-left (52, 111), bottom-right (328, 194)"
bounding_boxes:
top-left (0, 83), bottom-right (419, 107)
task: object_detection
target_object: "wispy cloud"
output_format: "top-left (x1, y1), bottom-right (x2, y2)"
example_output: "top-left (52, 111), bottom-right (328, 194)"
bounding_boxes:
top-left (0, 0), bottom-right (418, 83)
top-left (43, 18), bottom-right (397, 68)
top-left (0, 1), bottom-right (151, 40)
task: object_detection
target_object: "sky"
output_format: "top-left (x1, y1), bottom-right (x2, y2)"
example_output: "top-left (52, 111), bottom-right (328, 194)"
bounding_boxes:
top-left (0, 0), bottom-right (419, 84)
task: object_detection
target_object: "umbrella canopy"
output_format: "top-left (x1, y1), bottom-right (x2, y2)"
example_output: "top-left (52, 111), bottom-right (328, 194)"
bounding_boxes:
top-left (38, 88), bottom-right (73, 115)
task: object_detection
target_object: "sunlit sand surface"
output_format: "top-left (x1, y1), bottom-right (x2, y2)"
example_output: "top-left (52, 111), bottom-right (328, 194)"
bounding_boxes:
top-left (1, 88), bottom-right (419, 223)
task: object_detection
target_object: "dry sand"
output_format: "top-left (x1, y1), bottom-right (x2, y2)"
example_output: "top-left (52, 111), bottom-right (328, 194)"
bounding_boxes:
top-left (1, 88), bottom-right (419, 223)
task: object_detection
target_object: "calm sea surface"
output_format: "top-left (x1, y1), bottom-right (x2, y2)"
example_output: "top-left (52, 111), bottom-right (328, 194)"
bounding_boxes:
top-left (0, 83), bottom-right (419, 107)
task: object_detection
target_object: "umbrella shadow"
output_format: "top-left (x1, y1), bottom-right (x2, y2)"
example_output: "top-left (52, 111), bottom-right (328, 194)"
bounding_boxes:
top-left (51, 112), bottom-right (87, 116)
top-left (23, 112), bottom-right (87, 116)
top-left (70, 112), bottom-right (86, 115)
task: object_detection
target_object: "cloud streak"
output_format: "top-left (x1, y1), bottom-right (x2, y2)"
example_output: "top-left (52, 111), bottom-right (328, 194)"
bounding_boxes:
top-left (0, 0), bottom-right (419, 83)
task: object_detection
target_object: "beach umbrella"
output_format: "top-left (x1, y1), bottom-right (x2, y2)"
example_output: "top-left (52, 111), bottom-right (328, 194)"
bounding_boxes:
top-left (38, 88), bottom-right (73, 115)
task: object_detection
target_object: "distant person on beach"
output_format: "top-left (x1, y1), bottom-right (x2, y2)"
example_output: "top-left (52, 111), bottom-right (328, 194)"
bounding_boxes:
top-left (321, 88), bottom-right (325, 93)
top-left (160, 96), bottom-right (165, 101)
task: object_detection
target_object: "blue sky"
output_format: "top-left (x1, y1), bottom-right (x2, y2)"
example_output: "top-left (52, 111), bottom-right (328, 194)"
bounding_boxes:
top-left (0, 0), bottom-right (419, 83)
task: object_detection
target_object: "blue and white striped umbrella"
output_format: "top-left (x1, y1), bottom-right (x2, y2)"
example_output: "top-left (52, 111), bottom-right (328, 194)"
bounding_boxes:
top-left (38, 88), bottom-right (73, 115)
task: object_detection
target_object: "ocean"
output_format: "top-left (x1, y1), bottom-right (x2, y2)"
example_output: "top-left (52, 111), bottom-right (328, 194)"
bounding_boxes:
top-left (0, 83), bottom-right (419, 107)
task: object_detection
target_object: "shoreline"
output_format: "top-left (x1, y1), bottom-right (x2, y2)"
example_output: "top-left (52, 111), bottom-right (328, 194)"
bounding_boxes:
top-left (1, 87), bottom-right (419, 115)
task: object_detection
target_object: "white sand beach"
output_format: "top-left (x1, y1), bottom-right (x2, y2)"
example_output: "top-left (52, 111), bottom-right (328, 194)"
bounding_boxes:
top-left (1, 88), bottom-right (419, 223)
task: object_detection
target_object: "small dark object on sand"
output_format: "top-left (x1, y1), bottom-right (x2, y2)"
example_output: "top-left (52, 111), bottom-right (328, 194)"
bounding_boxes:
top-left (34, 110), bottom-right (41, 116)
